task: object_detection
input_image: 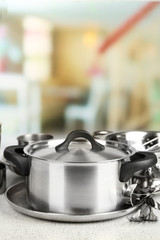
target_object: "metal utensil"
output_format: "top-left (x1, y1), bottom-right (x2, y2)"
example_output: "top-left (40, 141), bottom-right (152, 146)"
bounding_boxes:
top-left (142, 137), bottom-right (159, 151)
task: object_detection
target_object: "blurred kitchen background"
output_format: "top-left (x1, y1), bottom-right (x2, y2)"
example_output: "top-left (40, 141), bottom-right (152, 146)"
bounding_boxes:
top-left (0, 0), bottom-right (160, 140)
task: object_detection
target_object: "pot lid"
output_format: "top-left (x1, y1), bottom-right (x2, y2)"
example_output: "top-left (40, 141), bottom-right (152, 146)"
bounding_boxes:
top-left (24, 130), bottom-right (134, 163)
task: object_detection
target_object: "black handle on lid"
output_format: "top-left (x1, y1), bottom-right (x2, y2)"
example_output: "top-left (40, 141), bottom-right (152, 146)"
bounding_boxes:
top-left (56, 130), bottom-right (105, 153)
top-left (4, 145), bottom-right (30, 176)
top-left (119, 151), bottom-right (157, 182)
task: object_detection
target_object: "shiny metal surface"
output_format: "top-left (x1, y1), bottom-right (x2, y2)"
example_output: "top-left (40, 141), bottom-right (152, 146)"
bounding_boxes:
top-left (24, 139), bottom-right (133, 162)
top-left (106, 131), bottom-right (160, 152)
top-left (6, 182), bottom-right (139, 222)
top-left (93, 130), bottom-right (113, 140)
top-left (106, 131), bottom-right (160, 168)
top-left (106, 131), bottom-right (160, 182)
top-left (24, 139), bottom-right (134, 214)
top-left (6, 133), bottom-right (54, 175)
top-left (17, 133), bottom-right (54, 146)
top-left (27, 159), bottom-right (125, 214)
top-left (143, 137), bottom-right (159, 151)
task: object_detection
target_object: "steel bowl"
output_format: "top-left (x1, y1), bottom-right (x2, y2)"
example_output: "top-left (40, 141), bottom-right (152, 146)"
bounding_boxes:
top-left (17, 133), bottom-right (54, 146)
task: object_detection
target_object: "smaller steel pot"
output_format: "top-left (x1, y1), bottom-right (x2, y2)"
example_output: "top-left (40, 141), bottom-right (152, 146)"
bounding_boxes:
top-left (5, 133), bottom-right (54, 175)
top-left (4, 130), bottom-right (157, 214)
top-left (93, 130), bottom-right (113, 140)
top-left (17, 133), bottom-right (54, 146)
top-left (106, 131), bottom-right (160, 186)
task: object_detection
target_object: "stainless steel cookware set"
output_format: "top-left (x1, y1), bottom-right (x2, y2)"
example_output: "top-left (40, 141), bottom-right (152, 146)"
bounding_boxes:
top-left (0, 126), bottom-right (160, 221)
top-left (2, 129), bottom-right (157, 216)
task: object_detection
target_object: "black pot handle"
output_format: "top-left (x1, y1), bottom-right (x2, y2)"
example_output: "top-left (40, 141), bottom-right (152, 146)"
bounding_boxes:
top-left (3, 145), bottom-right (30, 176)
top-left (119, 151), bottom-right (157, 182)
top-left (56, 130), bottom-right (105, 153)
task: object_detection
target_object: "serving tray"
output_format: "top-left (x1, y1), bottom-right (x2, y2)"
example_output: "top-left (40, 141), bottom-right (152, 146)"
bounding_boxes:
top-left (6, 181), bottom-right (139, 222)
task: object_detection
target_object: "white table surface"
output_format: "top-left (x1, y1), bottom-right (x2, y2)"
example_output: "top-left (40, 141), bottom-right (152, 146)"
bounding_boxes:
top-left (1, 138), bottom-right (160, 240)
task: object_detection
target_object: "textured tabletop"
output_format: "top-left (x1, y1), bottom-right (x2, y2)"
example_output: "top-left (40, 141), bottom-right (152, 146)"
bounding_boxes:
top-left (0, 170), bottom-right (160, 240)
top-left (1, 136), bottom-right (160, 240)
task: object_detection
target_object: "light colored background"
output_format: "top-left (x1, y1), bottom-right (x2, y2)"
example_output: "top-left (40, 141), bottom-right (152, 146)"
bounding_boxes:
top-left (0, 1), bottom-right (160, 138)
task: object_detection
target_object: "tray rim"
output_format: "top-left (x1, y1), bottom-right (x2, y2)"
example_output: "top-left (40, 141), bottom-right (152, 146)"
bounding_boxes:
top-left (5, 181), bottom-right (139, 222)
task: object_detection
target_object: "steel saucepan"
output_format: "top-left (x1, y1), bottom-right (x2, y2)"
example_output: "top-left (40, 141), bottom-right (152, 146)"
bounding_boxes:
top-left (7, 133), bottom-right (54, 175)
top-left (105, 131), bottom-right (160, 151)
top-left (105, 130), bottom-right (160, 185)
top-left (93, 130), bottom-right (113, 140)
top-left (4, 130), bottom-right (157, 215)
top-left (105, 131), bottom-right (160, 168)
top-left (17, 133), bottom-right (54, 146)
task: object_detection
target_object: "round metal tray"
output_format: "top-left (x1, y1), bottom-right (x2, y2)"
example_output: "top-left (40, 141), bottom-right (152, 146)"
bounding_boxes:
top-left (6, 182), bottom-right (139, 222)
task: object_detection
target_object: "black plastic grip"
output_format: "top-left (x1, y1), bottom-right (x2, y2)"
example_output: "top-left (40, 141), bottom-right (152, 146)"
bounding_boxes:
top-left (56, 130), bottom-right (105, 153)
top-left (4, 145), bottom-right (30, 176)
top-left (119, 151), bottom-right (157, 182)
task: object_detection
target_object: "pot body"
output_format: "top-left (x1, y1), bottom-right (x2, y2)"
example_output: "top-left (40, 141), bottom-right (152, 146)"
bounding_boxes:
top-left (27, 157), bottom-right (126, 214)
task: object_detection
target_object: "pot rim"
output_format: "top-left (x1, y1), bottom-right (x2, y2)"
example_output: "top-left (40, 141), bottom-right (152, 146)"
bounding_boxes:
top-left (23, 139), bottom-right (136, 164)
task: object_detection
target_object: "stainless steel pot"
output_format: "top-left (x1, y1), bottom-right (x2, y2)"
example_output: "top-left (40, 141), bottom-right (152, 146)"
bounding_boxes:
top-left (93, 130), bottom-right (113, 140)
top-left (106, 131), bottom-right (160, 186)
top-left (17, 133), bottom-right (54, 146)
top-left (105, 131), bottom-right (160, 152)
top-left (106, 131), bottom-right (160, 167)
top-left (7, 133), bottom-right (54, 175)
top-left (4, 130), bottom-right (157, 214)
